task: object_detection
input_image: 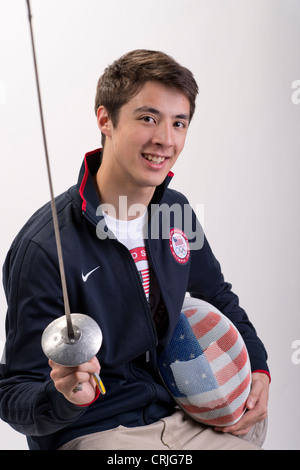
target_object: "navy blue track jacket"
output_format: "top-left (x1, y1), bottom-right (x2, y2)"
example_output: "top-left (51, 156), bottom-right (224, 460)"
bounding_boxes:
top-left (0, 149), bottom-right (269, 450)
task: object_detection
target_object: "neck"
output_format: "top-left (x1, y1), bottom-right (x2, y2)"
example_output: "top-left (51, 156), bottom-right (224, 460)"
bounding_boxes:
top-left (94, 161), bottom-right (155, 221)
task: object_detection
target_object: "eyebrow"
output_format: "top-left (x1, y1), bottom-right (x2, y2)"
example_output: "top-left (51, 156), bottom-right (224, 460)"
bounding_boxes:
top-left (134, 106), bottom-right (190, 122)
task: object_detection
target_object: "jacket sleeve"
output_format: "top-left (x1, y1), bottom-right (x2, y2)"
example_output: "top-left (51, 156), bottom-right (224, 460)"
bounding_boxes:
top-left (187, 230), bottom-right (269, 375)
top-left (0, 239), bottom-right (85, 436)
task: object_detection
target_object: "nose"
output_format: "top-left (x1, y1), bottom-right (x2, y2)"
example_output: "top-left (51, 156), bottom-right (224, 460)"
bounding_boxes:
top-left (152, 121), bottom-right (173, 149)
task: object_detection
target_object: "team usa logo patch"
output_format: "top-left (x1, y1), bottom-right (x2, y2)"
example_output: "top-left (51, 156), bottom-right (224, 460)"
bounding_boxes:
top-left (169, 228), bottom-right (190, 264)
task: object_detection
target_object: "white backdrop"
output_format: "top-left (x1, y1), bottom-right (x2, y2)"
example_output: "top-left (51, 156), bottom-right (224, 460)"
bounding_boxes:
top-left (0, 0), bottom-right (299, 450)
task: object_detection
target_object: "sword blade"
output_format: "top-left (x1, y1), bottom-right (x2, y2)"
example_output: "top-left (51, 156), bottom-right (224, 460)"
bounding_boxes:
top-left (26, 0), bottom-right (75, 341)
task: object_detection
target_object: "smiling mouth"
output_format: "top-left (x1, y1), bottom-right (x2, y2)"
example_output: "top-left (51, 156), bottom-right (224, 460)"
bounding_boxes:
top-left (142, 153), bottom-right (168, 164)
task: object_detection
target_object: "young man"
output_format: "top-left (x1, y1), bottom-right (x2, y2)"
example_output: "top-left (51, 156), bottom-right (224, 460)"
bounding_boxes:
top-left (0, 50), bottom-right (269, 450)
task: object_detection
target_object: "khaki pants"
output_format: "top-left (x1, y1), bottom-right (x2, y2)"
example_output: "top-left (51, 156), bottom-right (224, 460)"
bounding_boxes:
top-left (59, 410), bottom-right (267, 450)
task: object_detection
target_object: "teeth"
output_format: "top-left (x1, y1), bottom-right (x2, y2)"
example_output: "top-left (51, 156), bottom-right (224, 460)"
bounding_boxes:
top-left (143, 154), bottom-right (166, 164)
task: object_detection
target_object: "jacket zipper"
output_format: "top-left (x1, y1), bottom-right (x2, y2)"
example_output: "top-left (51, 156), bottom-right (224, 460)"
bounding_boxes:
top-left (144, 236), bottom-right (171, 341)
top-left (115, 241), bottom-right (159, 352)
top-left (82, 211), bottom-right (159, 354)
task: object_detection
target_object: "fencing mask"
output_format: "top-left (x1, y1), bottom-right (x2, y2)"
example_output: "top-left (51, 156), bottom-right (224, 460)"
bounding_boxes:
top-left (158, 297), bottom-right (251, 427)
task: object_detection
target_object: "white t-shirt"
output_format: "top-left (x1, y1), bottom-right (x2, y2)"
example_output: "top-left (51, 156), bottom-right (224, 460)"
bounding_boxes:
top-left (103, 211), bottom-right (160, 310)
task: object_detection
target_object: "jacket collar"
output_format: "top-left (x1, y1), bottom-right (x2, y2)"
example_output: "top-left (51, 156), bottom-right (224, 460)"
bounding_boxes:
top-left (77, 148), bottom-right (174, 221)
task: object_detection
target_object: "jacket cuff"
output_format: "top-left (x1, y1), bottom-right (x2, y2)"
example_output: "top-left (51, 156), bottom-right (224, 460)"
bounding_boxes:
top-left (246, 342), bottom-right (269, 375)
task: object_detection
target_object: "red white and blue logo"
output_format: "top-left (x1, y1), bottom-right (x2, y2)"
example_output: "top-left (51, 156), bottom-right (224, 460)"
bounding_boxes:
top-left (169, 228), bottom-right (190, 264)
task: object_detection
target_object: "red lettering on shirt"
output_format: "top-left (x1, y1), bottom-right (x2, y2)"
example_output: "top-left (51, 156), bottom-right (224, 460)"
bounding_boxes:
top-left (130, 247), bottom-right (147, 263)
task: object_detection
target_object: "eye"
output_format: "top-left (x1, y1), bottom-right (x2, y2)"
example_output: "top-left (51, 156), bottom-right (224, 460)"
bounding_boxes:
top-left (174, 121), bottom-right (187, 129)
top-left (140, 116), bottom-right (156, 124)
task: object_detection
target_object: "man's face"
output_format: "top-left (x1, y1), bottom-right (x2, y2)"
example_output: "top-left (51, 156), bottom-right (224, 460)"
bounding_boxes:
top-left (99, 80), bottom-right (190, 194)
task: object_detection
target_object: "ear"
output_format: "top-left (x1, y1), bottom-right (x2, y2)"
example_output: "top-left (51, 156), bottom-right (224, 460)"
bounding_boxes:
top-left (96, 106), bottom-right (112, 137)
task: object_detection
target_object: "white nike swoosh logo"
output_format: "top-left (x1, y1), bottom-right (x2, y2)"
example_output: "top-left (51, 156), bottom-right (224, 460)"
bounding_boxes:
top-left (82, 266), bottom-right (100, 282)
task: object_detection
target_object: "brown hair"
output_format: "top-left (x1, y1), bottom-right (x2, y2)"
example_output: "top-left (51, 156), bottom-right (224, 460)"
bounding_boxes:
top-left (94, 49), bottom-right (198, 146)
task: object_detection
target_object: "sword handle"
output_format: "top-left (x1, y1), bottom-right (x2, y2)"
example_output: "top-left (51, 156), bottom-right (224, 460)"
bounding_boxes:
top-left (92, 372), bottom-right (106, 395)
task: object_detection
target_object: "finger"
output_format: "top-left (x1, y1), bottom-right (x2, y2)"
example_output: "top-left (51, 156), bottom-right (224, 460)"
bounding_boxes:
top-left (49, 361), bottom-right (96, 389)
top-left (54, 369), bottom-right (92, 394)
top-left (247, 372), bottom-right (270, 410)
top-left (227, 425), bottom-right (253, 437)
top-left (48, 360), bottom-right (76, 382)
top-left (49, 357), bottom-right (98, 377)
top-left (246, 381), bottom-right (262, 410)
top-left (89, 356), bottom-right (101, 374)
top-left (214, 408), bottom-right (256, 434)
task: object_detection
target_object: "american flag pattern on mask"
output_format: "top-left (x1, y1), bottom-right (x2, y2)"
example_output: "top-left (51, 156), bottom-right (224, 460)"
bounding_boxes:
top-left (158, 298), bottom-right (251, 427)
